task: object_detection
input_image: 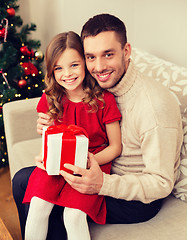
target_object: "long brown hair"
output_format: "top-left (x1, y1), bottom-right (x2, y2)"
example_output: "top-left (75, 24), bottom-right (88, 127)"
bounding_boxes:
top-left (44, 31), bottom-right (104, 121)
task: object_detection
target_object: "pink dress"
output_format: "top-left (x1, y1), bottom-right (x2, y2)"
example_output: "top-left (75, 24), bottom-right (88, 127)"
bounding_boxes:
top-left (23, 90), bottom-right (121, 224)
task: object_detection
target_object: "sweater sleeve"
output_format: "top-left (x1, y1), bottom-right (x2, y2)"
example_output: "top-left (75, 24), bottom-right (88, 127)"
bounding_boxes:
top-left (99, 126), bottom-right (182, 203)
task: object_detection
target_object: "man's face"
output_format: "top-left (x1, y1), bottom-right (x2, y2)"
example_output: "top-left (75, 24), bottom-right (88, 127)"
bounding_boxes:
top-left (83, 31), bottom-right (129, 89)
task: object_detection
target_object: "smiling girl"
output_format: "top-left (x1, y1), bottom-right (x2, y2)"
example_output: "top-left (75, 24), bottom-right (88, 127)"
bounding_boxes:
top-left (23, 31), bottom-right (121, 240)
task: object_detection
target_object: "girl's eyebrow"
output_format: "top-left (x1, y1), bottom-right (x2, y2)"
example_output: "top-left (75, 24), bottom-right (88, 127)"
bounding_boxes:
top-left (71, 60), bottom-right (81, 63)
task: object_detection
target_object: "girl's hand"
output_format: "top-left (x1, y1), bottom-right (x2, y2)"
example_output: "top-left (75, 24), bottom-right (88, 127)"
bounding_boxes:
top-left (37, 112), bottom-right (53, 135)
top-left (35, 154), bottom-right (45, 170)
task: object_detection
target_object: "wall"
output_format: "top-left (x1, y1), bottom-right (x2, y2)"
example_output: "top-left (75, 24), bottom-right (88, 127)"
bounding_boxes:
top-left (17, 0), bottom-right (187, 68)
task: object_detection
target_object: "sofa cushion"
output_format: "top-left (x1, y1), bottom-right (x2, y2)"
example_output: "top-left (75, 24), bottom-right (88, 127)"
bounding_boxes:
top-left (131, 48), bottom-right (187, 202)
top-left (89, 195), bottom-right (187, 240)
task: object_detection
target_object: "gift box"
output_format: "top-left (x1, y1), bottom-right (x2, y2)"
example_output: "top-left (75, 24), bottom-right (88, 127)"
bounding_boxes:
top-left (42, 124), bottom-right (89, 175)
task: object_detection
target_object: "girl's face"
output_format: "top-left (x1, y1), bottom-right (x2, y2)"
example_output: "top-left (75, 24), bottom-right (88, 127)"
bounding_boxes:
top-left (54, 48), bottom-right (85, 97)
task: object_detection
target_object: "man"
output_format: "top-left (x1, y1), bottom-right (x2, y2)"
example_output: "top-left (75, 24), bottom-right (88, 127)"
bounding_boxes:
top-left (13, 14), bottom-right (183, 239)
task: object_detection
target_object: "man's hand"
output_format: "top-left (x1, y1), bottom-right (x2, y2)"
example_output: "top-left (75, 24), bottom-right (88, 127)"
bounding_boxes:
top-left (59, 153), bottom-right (103, 194)
top-left (35, 154), bottom-right (45, 170)
top-left (37, 112), bottom-right (53, 135)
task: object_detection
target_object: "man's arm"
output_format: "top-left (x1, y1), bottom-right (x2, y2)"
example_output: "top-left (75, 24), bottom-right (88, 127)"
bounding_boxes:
top-left (60, 127), bottom-right (182, 203)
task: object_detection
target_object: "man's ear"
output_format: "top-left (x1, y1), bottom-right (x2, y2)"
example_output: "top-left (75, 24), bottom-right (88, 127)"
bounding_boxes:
top-left (123, 42), bottom-right (131, 61)
top-left (123, 43), bottom-right (131, 70)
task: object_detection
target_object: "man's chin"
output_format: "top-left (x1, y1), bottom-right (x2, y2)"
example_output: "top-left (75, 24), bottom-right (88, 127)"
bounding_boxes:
top-left (97, 81), bottom-right (112, 89)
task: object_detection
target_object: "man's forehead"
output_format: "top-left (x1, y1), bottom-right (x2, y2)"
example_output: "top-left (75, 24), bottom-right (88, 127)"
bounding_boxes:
top-left (83, 31), bottom-right (120, 54)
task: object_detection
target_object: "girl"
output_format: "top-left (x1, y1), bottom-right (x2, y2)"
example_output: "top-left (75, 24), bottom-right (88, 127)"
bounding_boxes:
top-left (23, 31), bottom-right (121, 240)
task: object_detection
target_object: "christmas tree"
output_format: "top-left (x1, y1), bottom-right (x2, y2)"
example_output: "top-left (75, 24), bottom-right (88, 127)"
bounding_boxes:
top-left (0, 0), bottom-right (45, 168)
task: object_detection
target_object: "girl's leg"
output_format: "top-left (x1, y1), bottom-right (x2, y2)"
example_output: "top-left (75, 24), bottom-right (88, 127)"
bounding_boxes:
top-left (25, 196), bottom-right (54, 240)
top-left (63, 207), bottom-right (91, 240)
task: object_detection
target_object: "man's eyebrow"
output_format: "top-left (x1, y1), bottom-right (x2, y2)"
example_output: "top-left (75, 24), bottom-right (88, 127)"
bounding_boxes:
top-left (104, 49), bottom-right (115, 53)
top-left (85, 49), bottom-right (115, 56)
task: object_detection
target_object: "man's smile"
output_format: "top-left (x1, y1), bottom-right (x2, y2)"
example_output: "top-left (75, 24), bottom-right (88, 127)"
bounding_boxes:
top-left (95, 72), bottom-right (113, 82)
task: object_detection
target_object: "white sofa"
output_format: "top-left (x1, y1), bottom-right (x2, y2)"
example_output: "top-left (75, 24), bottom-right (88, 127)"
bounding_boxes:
top-left (3, 49), bottom-right (187, 239)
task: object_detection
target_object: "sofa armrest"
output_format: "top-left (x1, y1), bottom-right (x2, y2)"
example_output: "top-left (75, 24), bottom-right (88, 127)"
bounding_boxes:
top-left (3, 97), bottom-right (42, 179)
top-left (3, 97), bottom-right (41, 145)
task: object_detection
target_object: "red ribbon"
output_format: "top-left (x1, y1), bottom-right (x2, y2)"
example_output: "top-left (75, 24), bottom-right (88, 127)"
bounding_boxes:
top-left (43, 124), bottom-right (88, 174)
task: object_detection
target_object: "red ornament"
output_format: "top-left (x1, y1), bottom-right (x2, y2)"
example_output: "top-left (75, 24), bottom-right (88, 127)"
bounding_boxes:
top-left (22, 62), bottom-right (39, 76)
top-left (20, 46), bottom-right (29, 55)
top-left (18, 79), bottom-right (27, 88)
top-left (7, 8), bottom-right (15, 17)
top-left (0, 27), bottom-right (5, 38)
top-left (20, 46), bottom-right (35, 58)
top-left (29, 49), bottom-right (35, 58)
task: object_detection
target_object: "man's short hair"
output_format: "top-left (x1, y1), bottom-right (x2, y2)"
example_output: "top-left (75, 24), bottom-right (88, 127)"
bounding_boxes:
top-left (81, 13), bottom-right (127, 48)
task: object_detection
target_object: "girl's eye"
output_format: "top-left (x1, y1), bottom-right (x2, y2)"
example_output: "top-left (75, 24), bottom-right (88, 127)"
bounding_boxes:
top-left (72, 64), bottom-right (79, 68)
top-left (54, 67), bottom-right (62, 71)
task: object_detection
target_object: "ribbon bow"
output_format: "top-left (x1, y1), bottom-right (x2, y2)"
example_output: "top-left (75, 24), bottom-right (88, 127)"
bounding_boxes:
top-left (46, 124), bottom-right (88, 138)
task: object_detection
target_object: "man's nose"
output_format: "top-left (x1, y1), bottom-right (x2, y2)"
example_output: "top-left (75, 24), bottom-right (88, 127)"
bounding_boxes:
top-left (95, 58), bottom-right (106, 72)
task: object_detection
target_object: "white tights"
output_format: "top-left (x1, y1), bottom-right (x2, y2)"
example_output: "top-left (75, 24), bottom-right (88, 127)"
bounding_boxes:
top-left (63, 207), bottom-right (91, 240)
top-left (25, 197), bottom-right (91, 240)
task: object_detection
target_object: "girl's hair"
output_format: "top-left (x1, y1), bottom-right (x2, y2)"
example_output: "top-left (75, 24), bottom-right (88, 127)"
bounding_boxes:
top-left (81, 14), bottom-right (127, 48)
top-left (44, 31), bottom-right (104, 121)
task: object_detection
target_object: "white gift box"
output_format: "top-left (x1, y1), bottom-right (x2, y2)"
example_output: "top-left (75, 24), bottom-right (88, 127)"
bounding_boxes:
top-left (42, 125), bottom-right (89, 175)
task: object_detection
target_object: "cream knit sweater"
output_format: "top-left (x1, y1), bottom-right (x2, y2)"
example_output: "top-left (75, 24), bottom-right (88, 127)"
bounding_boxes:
top-left (99, 60), bottom-right (183, 203)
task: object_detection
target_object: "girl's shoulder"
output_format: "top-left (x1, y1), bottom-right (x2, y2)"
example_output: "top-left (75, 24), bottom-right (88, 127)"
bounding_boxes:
top-left (102, 90), bottom-right (116, 101)
top-left (36, 92), bottom-right (49, 113)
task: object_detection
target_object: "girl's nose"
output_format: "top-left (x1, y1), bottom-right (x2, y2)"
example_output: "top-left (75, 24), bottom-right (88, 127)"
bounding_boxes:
top-left (64, 68), bottom-right (72, 77)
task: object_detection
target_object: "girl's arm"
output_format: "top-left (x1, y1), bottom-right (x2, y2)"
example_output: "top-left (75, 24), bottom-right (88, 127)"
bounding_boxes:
top-left (35, 148), bottom-right (45, 170)
top-left (94, 121), bottom-right (122, 165)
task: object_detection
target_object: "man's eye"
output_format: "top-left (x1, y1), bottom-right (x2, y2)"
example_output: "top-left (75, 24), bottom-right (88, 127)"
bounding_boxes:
top-left (86, 56), bottom-right (95, 61)
top-left (105, 53), bottom-right (113, 58)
